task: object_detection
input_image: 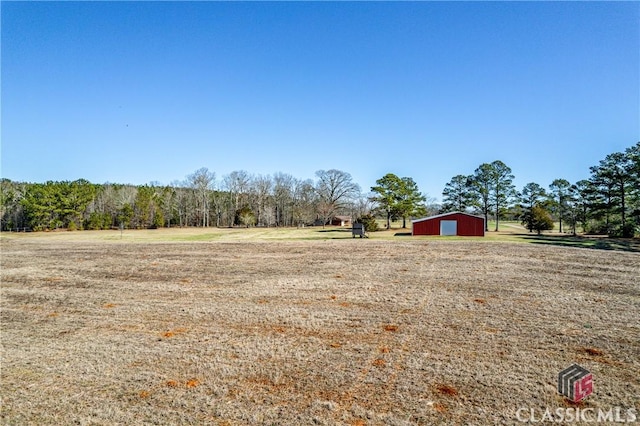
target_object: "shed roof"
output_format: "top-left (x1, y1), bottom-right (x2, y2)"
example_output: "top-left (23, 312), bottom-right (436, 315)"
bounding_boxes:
top-left (411, 211), bottom-right (484, 223)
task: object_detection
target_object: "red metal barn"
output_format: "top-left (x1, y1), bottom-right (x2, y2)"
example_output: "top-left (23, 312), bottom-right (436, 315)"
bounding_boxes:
top-left (412, 212), bottom-right (485, 236)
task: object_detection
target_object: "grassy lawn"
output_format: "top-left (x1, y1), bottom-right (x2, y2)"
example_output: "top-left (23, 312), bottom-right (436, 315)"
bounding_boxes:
top-left (2, 223), bottom-right (638, 252)
top-left (1, 236), bottom-right (638, 424)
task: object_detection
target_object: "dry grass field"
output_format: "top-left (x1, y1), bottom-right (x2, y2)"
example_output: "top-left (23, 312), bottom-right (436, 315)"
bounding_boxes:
top-left (1, 229), bottom-right (639, 425)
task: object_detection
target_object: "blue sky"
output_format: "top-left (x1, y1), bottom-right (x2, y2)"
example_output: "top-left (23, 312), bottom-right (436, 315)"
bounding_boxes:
top-left (2, 1), bottom-right (638, 202)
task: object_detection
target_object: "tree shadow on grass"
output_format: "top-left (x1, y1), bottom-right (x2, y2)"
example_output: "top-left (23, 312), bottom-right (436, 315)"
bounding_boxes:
top-left (316, 229), bottom-right (357, 239)
top-left (520, 234), bottom-right (640, 253)
top-left (394, 232), bottom-right (412, 236)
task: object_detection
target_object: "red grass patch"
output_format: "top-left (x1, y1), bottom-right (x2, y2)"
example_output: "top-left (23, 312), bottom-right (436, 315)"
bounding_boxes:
top-left (103, 303), bottom-right (116, 309)
top-left (383, 325), bottom-right (398, 332)
top-left (351, 420), bottom-right (366, 426)
top-left (436, 384), bottom-right (458, 397)
top-left (339, 302), bottom-right (350, 307)
top-left (330, 295), bottom-right (337, 300)
top-left (372, 358), bottom-right (386, 367)
top-left (162, 328), bottom-right (187, 338)
top-left (246, 376), bottom-right (288, 391)
top-left (47, 312), bottom-right (59, 317)
top-left (434, 403), bottom-right (447, 413)
top-left (186, 379), bottom-right (200, 388)
top-left (166, 380), bottom-right (179, 388)
top-left (474, 298), bottom-right (486, 304)
top-left (583, 347), bottom-right (604, 356)
top-left (561, 398), bottom-right (587, 408)
top-left (252, 377), bottom-right (273, 386)
top-left (139, 390), bottom-right (150, 398)
top-left (330, 342), bottom-right (342, 348)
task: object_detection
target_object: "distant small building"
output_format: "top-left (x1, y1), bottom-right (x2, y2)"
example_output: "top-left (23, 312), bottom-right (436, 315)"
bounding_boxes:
top-left (412, 212), bottom-right (485, 236)
top-left (331, 216), bottom-right (352, 227)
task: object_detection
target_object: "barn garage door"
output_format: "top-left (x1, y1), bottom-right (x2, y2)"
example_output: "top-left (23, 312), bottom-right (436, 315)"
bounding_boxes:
top-left (440, 220), bottom-right (457, 236)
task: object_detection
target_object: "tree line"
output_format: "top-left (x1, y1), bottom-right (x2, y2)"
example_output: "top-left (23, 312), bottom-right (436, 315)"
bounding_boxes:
top-left (0, 169), bottom-right (376, 231)
top-left (2, 142), bottom-right (638, 237)
top-left (440, 142), bottom-right (639, 237)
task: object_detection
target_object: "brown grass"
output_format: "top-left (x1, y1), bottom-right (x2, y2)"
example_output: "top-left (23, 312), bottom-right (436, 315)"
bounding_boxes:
top-left (433, 403), bottom-right (447, 413)
top-left (583, 347), bottom-right (604, 356)
top-left (436, 384), bottom-right (459, 397)
top-left (1, 236), bottom-right (638, 424)
top-left (185, 379), bottom-right (200, 388)
top-left (372, 358), bottom-right (386, 368)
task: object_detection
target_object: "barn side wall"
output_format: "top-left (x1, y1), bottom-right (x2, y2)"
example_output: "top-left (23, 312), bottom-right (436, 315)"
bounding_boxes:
top-left (413, 218), bottom-right (439, 235)
top-left (413, 213), bottom-right (484, 236)
top-left (456, 215), bottom-right (485, 236)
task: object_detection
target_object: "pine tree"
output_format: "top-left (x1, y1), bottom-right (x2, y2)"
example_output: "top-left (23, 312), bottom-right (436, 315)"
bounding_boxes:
top-left (549, 179), bottom-right (571, 233)
top-left (396, 177), bottom-right (427, 228)
top-left (442, 175), bottom-right (474, 213)
top-left (370, 173), bottom-right (403, 229)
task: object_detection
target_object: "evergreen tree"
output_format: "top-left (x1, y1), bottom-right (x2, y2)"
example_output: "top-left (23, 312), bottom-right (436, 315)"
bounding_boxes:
top-left (625, 142), bottom-right (640, 231)
top-left (396, 177), bottom-right (427, 228)
top-left (370, 173), bottom-right (403, 229)
top-left (490, 161), bottom-right (516, 232)
top-left (441, 175), bottom-right (473, 213)
top-left (549, 179), bottom-right (571, 233)
top-left (469, 163), bottom-right (493, 232)
top-left (518, 182), bottom-right (547, 232)
top-left (522, 205), bottom-right (554, 235)
top-left (589, 150), bottom-right (636, 237)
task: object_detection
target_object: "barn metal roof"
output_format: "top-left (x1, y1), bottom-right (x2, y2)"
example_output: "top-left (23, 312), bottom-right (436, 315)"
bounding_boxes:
top-left (411, 211), bottom-right (485, 223)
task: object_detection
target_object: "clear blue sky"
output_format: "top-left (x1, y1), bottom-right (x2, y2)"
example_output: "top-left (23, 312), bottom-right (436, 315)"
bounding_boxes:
top-left (2, 1), bottom-right (638, 202)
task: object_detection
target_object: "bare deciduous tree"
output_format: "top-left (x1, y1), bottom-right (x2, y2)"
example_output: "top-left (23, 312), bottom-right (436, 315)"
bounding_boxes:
top-left (251, 174), bottom-right (273, 226)
top-left (273, 172), bottom-right (295, 227)
top-left (292, 179), bottom-right (316, 226)
top-left (188, 167), bottom-right (215, 227)
top-left (314, 169), bottom-right (360, 227)
top-left (223, 171), bottom-right (251, 226)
